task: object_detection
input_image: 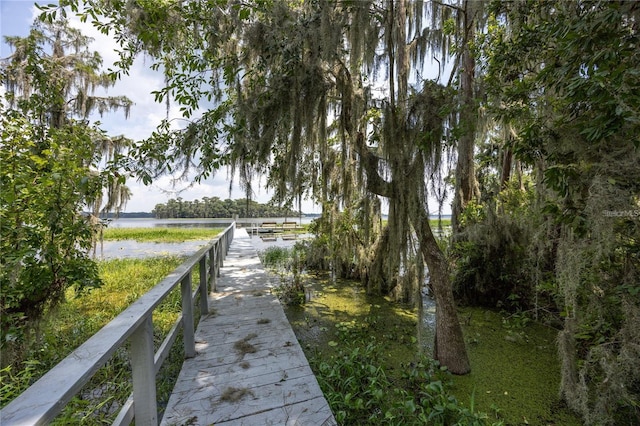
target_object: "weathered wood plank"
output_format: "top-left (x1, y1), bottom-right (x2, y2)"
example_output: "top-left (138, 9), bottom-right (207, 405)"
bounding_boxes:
top-left (130, 316), bottom-right (157, 424)
top-left (161, 229), bottom-right (335, 426)
top-left (215, 397), bottom-right (336, 426)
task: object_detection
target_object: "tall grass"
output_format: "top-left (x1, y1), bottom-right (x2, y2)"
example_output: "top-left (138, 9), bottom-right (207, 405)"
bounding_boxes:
top-left (102, 227), bottom-right (222, 242)
top-left (1, 255), bottom-right (197, 423)
top-left (259, 246), bottom-right (291, 269)
top-left (429, 218), bottom-right (451, 228)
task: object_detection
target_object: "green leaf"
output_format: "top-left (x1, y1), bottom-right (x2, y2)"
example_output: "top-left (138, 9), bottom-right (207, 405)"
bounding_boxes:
top-left (239, 8), bottom-right (250, 20)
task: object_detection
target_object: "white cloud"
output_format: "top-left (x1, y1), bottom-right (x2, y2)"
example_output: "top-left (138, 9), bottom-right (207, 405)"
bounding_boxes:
top-left (126, 169), bottom-right (320, 214)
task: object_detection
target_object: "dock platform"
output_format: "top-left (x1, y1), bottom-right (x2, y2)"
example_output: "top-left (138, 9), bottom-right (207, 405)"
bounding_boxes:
top-left (161, 229), bottom-right (335, 426)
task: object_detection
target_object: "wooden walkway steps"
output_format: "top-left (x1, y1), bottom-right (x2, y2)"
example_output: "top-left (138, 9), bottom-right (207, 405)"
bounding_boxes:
top-left (161, 229), bottom-right (336, 426)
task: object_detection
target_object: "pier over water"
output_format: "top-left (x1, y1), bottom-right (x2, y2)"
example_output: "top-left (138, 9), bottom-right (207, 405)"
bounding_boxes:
top-left (161, 229), bottom-right (336, 425)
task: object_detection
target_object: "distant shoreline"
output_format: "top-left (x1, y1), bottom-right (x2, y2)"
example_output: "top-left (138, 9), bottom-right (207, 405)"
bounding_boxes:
top-left (92, 212), bottom-right (452, 220)
top-left (88, 212), bottom-right (323, 219)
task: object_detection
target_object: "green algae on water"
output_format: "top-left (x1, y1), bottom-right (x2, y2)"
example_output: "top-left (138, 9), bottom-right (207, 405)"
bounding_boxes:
top-left (284, 273), bottom-right (582, 425)
top-left (451, 307), bottom-right (582, 425)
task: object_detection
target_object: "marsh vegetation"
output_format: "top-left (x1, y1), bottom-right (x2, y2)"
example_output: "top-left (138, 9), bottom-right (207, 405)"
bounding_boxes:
top-left (102, 227), bottom-right (222, 243)
top-left (0, 228), bottom-right (216, 422)
top-left (261, 246), bottom-right (582, 425)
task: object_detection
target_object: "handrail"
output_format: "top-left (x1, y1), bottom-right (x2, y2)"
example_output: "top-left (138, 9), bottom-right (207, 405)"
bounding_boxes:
top-left (0, 222), bottom-right (236, 426)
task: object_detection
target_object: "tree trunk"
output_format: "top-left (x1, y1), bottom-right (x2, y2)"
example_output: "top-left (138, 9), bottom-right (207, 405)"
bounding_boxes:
top-left (411, 200), bottom-right (471, 375)
top-left (500, 147), bottom-right (513, 189)
top-left (356, 130), bottom-right (471, 375)
top-left (451, 0), bottom-right (480, 235)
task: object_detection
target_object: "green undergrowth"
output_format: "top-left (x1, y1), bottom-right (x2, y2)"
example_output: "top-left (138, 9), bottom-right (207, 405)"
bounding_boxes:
top-left (310, 317), bottom-right (494, 425)
top-left (259, 246), bottom-right (307, 305)
top-left (284, 273), bottom-right (497, 425)
top-left (278, 267), bottom-right (581, 425)
top-left (1, 255), bottom-right (193, 423)
top-left (260, 246), bottom-right (291, 270)
top-left (102, 227), bottom-right (222, 242)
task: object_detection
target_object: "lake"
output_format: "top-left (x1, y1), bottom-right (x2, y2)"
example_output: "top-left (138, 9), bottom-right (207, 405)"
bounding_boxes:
top-left (98, 215), bottom-right (437, 351)
top-left (106, 217), bottom-right (317, 228)
top-left (98, 215), bottom-right (450, 259)
top-left (105, 214), bottom-right (451, 228)
top-left (97, 217), bottom-right (311, 259)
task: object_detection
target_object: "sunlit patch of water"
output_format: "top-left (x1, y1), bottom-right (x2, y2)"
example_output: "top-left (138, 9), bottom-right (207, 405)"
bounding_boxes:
top-left (419, 289), bottom-right (436, 353)
top-left (95, 240), bottom-right (211, 259)
top-left (283, 273), bottom-right (421, 363)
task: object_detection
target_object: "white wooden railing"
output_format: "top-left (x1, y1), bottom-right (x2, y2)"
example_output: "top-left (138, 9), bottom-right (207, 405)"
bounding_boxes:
top-left (0, 223), bottom-right (235, 426)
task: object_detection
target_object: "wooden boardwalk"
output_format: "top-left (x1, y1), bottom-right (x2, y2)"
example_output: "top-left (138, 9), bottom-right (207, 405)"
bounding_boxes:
top-left (161, 229), bottom-right (336, 426)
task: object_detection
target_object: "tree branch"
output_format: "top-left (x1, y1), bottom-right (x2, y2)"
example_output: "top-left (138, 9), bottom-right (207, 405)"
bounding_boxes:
top-left (354, 132), bottom-right (393, 198)
top-left (432, 1), bottom-right (464, 14)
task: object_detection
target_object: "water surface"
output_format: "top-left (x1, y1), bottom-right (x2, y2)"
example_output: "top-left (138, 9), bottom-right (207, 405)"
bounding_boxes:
top-left (94, 240), bottom-right (212, 259)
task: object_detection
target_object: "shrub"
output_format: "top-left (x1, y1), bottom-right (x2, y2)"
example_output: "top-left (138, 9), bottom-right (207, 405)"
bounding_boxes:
top-left (312, 320), bottom-right (497, 425)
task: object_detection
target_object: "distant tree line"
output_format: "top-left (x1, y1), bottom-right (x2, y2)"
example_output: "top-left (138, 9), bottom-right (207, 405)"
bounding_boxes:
top-left (152, 197), bottom-right (300, 219)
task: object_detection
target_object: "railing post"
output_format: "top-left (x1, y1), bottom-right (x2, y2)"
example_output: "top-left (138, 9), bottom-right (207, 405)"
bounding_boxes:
top-left (221, 233), bottom-right (226, 257)
top-left (181, 272), bottom-right (196, 358)
top-left (218, 236), bottom-right (225, 276)
top-left (199, 257), bottom-right (208, 315)
top-left (130, 316), bottom-right (157, 425)
top-left (209, 246), bottom-right (216, 292)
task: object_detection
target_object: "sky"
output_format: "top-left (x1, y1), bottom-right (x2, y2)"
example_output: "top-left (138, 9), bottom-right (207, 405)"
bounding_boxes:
top-left (2, 1), bottom-right (452, 215)
top-left (1, 0), bottom-right (318, 213)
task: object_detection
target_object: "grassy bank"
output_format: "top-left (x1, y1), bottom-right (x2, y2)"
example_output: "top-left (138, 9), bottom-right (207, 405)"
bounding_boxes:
top-left (381, 218), bottom-right (451, 230)
top-left (102, 227), bottom-right (222, 242)
top-left (429, 217), bottom-right (451, 228)
top-left (1, 252), bottom-right (197, 422)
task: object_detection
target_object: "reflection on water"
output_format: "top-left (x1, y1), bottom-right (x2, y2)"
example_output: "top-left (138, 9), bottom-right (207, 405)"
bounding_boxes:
top-left (420, 292), bottom-right (436, 352)
top-left (278, 269), bottom-right (437, 360)
top-left (248, 233), bottom-right (312, 251)
top-left (95, 240), bottom-right (211, 259)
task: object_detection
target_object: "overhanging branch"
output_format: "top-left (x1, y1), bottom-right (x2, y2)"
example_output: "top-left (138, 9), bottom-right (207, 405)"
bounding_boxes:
top-left (354, 131), bottom-right (393, 198)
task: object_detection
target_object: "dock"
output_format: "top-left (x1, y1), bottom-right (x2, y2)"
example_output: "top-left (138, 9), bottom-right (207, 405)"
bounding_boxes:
top-left (161, 229), bottom-right (336, 426)
top-left (247, 221), bottom-right (301, 236)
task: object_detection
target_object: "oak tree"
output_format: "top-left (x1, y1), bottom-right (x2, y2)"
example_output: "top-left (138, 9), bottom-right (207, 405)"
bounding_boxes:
top-left (1, 16), bottom-right (132, 349)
